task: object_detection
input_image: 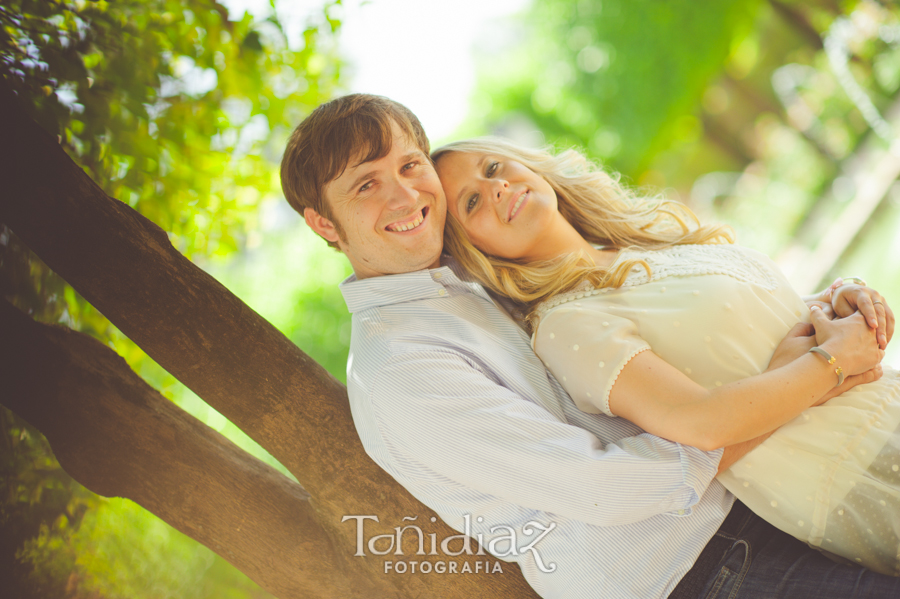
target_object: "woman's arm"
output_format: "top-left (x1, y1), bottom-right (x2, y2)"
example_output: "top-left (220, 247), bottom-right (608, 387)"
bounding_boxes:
top-left (716, 364), bottom-right (883, 474)
top-left (609, 307), bottom-right (884, 451)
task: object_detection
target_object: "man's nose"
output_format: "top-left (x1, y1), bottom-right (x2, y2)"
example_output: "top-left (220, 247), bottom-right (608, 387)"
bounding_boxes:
top-left (386, 178), bottom-right (419, 209)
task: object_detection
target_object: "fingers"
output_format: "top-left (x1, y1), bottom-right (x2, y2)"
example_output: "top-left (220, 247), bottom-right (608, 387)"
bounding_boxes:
top-left (865, 294), bottom-right (889, 349)
top-left (873, 297), bottom-right (894, 347)
top-left (786, 321), bottom-right (815, 338)
top-left (857, 291), bottom-right (888, 349)
top-left (834, 284), bottom-right (893, 349)
top-left (875, 300), bottom-right (888, 349)
top-left (809, 304), bottom-right (829, 327)
top-left (857, 293), bottom-right (879, 330)
top-left (843, 364), bottom-right (883, 390)
top-left (885, 301), bottom-right (895, 345)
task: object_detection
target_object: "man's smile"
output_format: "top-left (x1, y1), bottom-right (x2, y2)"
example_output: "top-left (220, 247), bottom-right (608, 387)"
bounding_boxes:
top-left (385, 207), bottom-right (428, 232)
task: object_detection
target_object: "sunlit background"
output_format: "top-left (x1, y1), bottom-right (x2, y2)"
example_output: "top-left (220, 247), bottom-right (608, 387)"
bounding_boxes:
top-left (3, 0), bottom-right (900, 596)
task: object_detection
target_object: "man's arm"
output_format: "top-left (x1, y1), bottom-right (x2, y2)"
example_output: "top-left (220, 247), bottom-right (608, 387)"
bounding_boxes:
top-left (718, 432), bottom-right (774, 475)
top-left (363, 350), bottom-right (721, 528)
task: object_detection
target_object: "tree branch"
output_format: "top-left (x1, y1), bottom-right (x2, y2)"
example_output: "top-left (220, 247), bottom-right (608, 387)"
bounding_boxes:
top-left (0, 79), bottom-right (539, 597)
top-left (0, 300), bottom-right (394, 598)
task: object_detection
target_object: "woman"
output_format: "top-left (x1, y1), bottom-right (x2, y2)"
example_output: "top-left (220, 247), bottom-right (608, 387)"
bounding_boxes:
top-left (432, 137), bottom-right (900, 575)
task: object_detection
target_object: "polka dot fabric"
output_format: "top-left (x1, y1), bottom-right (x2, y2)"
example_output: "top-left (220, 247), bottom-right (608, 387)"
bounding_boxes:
top-left (533, 244), bottom-right (900, 575)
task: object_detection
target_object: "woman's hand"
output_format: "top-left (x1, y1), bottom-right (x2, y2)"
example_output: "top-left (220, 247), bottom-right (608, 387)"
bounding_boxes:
top-left (768, 317), bottom-right (884, 409)
top-left (830, 283), bottom-right (894, 350)
top-left (766, 322), bottom-right (816, 372)
top-left (810, 305), bottom-right (884, 377)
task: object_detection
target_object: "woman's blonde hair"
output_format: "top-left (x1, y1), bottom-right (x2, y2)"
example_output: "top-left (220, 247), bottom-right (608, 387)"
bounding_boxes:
top-left (431, 137), bottom-right (734, 326)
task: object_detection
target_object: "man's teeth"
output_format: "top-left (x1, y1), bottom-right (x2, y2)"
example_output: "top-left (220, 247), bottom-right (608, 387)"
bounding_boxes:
top-left (388, 211), bottom-right (424, 232)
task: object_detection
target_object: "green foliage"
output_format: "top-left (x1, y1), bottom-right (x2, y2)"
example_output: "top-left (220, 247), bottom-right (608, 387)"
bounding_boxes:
top-left (469, 0), bottom-right (900, 368)
top-left (1, 407), bottom-right (100, 598)
top-left (1, 0), bottom-right (340, 258)
top-left (19, 496), bottom-right (271, 599)
top-left (0, 1), bottom-right (342, 596)
top-left (471, 0), bottom-right (762, 175)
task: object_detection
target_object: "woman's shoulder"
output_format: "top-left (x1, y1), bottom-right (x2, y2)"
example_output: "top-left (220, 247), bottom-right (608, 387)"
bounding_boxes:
top-left (533, 243), bottom-right (780, 324)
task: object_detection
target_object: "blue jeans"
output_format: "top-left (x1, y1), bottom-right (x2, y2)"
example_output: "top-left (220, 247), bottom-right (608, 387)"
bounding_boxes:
top-left (695, 502), bottom-right (900, 598)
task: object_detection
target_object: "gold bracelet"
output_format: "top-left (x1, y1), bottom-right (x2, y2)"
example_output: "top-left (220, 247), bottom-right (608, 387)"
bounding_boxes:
top-left (809, 346), bottom-right (844, 387)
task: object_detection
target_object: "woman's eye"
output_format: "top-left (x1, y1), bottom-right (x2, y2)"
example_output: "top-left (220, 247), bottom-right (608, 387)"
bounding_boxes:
top-left (486, 161), bottom-right (499, 177)
top-left (402, 161), bottom-right (418, 172)
top-left (466, 194), bottom-right (479, 214)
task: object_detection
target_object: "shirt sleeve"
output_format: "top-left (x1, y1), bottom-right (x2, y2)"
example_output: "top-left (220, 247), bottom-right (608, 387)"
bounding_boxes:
top-left (364, 349), bottom-right (722, 528)
top-left (533, 304), bottom-right (650, 417)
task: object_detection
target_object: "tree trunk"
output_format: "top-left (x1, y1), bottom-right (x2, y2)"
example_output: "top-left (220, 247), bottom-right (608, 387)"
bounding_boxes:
top-left (0, 300), bottom-right (390, 599)
top-left (0, 83), bottom-right (539, 598)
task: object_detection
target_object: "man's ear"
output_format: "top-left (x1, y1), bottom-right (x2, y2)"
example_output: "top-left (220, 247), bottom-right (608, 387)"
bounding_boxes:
top-left (304, 208), bottom-right (341, 244)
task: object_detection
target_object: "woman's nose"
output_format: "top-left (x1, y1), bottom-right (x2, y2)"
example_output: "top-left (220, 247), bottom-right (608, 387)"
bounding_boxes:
top-left (492, 179), bottom-right (509, 202)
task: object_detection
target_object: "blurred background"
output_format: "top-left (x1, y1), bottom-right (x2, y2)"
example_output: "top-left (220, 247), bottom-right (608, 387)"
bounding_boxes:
top-left (2, 0), bottom-right (899, 596)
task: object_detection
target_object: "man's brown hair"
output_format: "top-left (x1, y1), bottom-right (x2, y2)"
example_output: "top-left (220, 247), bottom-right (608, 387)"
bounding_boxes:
top-left (280, 94), bottom-right (430, 249)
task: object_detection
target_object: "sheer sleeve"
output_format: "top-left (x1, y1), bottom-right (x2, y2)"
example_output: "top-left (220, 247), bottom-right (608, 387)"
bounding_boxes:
top-left (533, 302), bottom-right (650, 417)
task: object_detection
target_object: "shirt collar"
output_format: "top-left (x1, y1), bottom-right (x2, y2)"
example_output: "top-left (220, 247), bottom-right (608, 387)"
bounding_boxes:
top-left (339, 255), bottom-right (484, 313)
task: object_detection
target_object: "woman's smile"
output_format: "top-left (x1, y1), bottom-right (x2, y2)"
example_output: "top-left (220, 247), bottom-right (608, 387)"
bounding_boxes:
top-left (508, 190), bottom-right (528, 222)
top-left (435, 150), bottom-right (599, 264)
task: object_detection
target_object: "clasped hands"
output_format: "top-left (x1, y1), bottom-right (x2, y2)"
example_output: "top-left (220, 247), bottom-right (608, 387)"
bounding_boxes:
top-left (769, 280), bottom-right (894, 403)
top-left (805, 278), bottom-right (894, 349)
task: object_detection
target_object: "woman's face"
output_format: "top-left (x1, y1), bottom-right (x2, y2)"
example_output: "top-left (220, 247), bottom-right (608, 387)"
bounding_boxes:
top-left (435, 151), bottom-right (561, 262)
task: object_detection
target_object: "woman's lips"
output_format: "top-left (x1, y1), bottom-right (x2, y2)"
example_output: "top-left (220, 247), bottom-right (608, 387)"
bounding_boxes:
top-left (509, 190), bottom-right (528, 222)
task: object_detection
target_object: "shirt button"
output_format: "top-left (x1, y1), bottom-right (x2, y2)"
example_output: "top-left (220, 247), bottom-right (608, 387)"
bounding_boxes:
top-left (678, 509), bottom-right (686, 515)
top-left (438, 289), bottom-right (446, 296)
top-left (433, 272), bottom-right (442, 280)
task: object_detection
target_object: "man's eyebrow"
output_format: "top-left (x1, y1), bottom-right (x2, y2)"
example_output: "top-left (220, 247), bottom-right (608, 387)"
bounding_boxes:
top-left (343, 168), bottom-right (378, 195)
top-left (342, 150), bottom-right (427, 195)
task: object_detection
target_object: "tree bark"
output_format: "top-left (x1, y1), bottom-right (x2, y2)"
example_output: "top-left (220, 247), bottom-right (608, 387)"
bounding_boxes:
top-left (0, 300), bottom-right (392, 599)
top-left (0, 81), bottom-right (539, 597)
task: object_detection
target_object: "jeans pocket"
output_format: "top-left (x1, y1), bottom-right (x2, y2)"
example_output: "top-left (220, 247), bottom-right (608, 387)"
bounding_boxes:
top-left (702, 566), bottom-right (736, 599)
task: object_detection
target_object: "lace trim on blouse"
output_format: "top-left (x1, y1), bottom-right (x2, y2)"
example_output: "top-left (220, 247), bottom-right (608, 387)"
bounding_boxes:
top-left (600, 346), bottom-right (651, 417)
top-left (533, 244), bottom-right (780, 325)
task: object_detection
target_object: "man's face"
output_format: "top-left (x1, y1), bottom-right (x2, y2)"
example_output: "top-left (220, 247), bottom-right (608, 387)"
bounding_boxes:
top-left (311, 121), bottom-right (446, 279)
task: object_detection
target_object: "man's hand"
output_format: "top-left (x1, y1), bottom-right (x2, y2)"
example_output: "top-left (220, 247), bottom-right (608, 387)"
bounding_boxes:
top-left (812, 365), bottom-right (883, 406)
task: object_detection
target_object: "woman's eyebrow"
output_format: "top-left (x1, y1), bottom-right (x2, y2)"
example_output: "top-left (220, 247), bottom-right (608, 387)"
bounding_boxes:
top-left (454, 156), bottom-right (487, 213)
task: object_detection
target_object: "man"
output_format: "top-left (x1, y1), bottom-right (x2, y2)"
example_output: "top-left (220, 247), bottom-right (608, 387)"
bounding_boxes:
top-left (280, 93), bottom-right (897, 598)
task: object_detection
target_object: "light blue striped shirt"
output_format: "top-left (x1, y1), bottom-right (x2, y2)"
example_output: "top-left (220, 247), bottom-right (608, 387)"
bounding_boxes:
top-left (341, 259), bottom-right (734, 599)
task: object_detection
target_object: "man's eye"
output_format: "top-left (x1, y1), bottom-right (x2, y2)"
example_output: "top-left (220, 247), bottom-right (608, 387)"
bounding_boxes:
top-left (486, 161), bottom-right (499, 177)
top-left (402, 161), bottom-right (418, 172)
top-left (359, 181), bottom-right (373, 193)
top-left (466, 194), bottom-right (479, 214)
